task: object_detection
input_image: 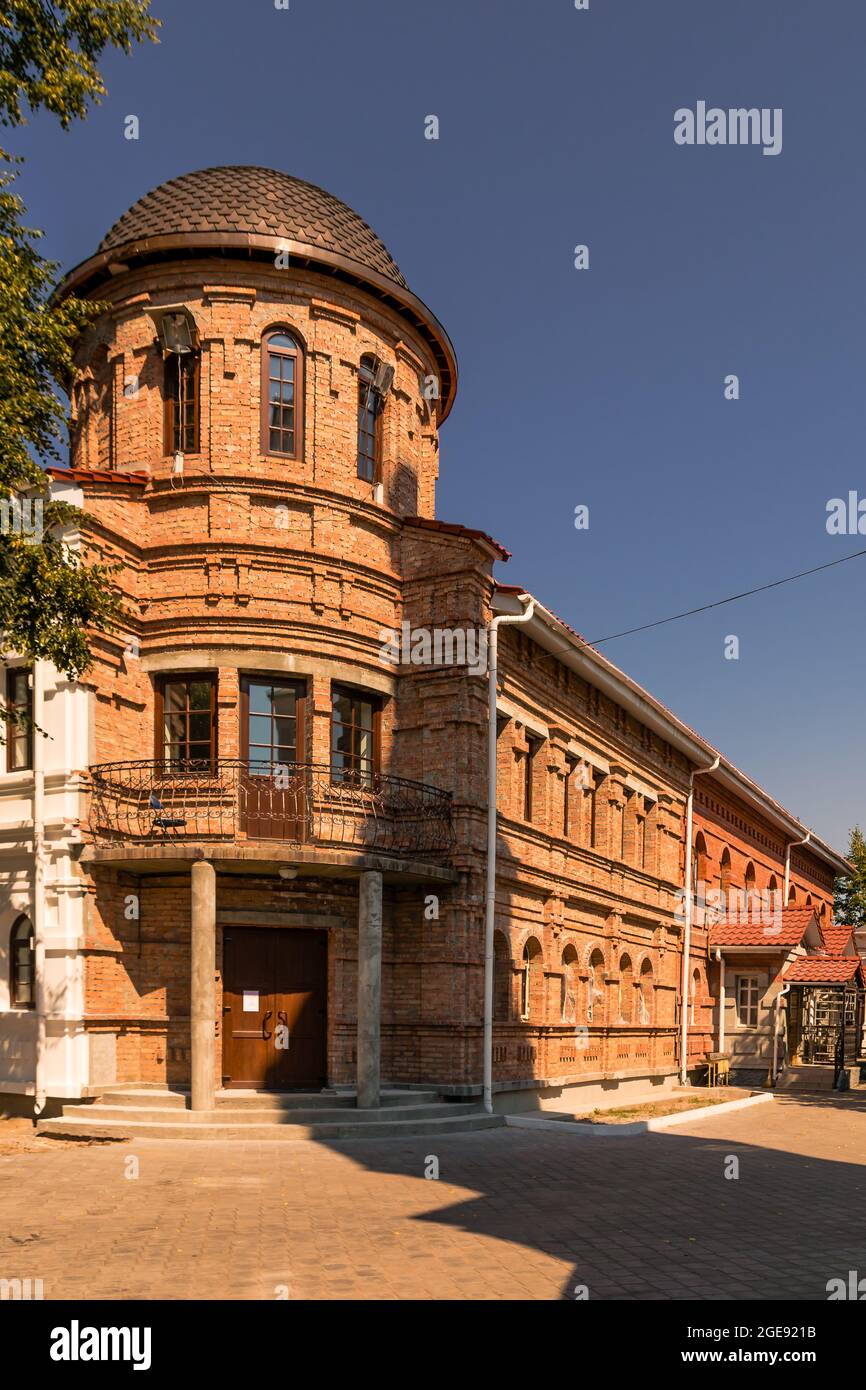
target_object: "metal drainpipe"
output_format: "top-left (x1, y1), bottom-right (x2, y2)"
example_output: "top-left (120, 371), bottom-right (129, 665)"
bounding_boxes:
top-left (680, 755), bottom-right (720, 1085)
top-left (32, 660), bottom-right (47, 1116)
top-left (784, 832), bottom-right (811, 906)
top-left (773, 982), bottom-right (791, 1084)
top-left (483, 594), bottom-right (535, 1115)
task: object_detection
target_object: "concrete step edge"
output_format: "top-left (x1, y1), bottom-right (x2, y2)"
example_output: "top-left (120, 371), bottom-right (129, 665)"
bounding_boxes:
top-left (65, 1102), bottom-right (482, 1125)
top-left (38, 1113), bottom-right (503, 1141)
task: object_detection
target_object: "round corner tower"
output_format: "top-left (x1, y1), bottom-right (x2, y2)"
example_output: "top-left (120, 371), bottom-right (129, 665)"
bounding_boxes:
top-left (56, 167), bottom-right (498, 1103)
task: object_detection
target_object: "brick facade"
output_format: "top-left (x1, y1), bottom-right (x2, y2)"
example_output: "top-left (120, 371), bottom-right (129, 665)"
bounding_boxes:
top-left (4, 167), bottom-right (845, 1108)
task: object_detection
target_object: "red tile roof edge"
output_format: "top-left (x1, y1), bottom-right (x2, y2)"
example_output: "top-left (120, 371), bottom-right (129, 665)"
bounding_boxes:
top-left (405, 516), bottom-right (511, 560)
top-left (47, 466), bottom-right (148, 487)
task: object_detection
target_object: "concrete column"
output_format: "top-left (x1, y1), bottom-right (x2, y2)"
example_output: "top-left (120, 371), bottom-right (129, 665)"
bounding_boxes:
top-left (190, 860), bottom-right (216, 1112)
top-left (357, 870), bottom-right (383, 1108)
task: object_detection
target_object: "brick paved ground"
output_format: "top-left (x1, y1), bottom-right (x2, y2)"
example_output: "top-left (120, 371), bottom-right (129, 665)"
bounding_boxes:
top-left (1, 1094), bottom-right (865, 1300)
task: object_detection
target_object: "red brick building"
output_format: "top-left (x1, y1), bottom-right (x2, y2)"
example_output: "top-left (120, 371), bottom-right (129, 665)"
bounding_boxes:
top-left (0, 167), bottom-right (852, 1128)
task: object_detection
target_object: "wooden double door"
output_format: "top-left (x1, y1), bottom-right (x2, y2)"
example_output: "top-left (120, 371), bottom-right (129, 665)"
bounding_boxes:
top-left (222, 927), bottom-right (327, 1089)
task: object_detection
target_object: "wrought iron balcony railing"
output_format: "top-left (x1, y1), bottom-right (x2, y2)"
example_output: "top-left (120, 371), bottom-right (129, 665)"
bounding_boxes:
top-left (87, 760), bottom-right (454, 859)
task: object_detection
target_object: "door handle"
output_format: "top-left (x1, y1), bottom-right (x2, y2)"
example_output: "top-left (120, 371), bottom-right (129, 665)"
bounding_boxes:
top-left (262, 1009), bottom-right (273, 1041)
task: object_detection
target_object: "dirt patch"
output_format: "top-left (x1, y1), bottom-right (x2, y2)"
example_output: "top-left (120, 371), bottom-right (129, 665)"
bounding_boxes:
top-left (0, 1116), bottom-right (116, 1155)
top-left (570, 1088), bottom-right (760, 1125)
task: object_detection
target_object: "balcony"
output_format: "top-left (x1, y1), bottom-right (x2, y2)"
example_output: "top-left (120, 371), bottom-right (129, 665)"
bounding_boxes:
top-left (86, 760), bottom-right (454, 861)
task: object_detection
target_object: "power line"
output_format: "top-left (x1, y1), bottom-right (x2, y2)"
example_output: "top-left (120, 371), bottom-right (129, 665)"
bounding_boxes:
top-left (586, 546), bottom-right (866, 647)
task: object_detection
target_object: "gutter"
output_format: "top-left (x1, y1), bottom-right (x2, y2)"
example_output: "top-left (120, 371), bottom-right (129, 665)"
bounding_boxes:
top-left (491, 589), bottom-right (851, 879)
top-left (784, 832), bottom-right (811, 905)
top-left (483, 593), bottom-right (535, 1114)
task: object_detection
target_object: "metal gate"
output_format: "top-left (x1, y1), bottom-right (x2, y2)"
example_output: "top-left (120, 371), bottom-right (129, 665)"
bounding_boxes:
top-left (799, 987), bottom-right (843, 1064)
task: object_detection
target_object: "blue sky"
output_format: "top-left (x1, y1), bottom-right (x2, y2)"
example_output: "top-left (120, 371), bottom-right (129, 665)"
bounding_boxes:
top-left (12, 0), bottom-right (866, 850)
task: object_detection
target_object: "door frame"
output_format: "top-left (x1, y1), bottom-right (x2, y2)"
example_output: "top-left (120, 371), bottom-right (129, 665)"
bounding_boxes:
top-left (220, 923), bottom-right (329, 1091)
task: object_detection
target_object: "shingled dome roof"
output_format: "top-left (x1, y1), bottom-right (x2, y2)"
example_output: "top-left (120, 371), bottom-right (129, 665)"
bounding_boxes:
top-left (97, 165), bottom-right (408, 289)
top-left (62, 164), bottom-right (457, 421)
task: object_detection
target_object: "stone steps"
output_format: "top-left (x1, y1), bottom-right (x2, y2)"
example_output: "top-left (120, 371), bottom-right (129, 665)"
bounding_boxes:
top-left (37, 1105), bottom-right (501, 1143)
top-left (52, 1100), bottom-right (464, 1126)
top-left (776, 1064), bottom-right (836, 1092)
top-left (91, 1087), bottom-right (439, 1111)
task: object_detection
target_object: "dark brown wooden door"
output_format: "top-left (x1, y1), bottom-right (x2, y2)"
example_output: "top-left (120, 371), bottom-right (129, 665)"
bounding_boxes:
top-left (240, 678), bottom-right (306, 839)
top-left (222, 928), bottom-right (327, 1089)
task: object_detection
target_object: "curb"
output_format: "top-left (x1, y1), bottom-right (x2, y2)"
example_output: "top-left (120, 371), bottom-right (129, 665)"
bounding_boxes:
top-left (504, 1091), bottom-right (775, 1137)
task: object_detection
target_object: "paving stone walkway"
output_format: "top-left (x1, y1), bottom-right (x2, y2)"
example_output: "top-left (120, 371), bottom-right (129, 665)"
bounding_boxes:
top-left (1, 1094), bottom-right (864, 1300)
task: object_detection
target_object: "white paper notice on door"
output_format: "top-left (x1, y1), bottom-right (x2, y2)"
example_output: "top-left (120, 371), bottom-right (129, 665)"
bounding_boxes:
top-left (242, 991), bottom-right (259, 1013)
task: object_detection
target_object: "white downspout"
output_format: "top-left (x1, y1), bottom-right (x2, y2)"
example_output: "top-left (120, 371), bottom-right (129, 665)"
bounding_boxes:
top-left (680, 755), bottom-right (720, 1084)
top-left (32, 660), bottom-right (47, 1115)
top-left (784, 832), bottom-right (810, 906)
top-left (483, 593), bottom-right (535, 1115)
top-left (773, 982), bottom-right (791, 1084)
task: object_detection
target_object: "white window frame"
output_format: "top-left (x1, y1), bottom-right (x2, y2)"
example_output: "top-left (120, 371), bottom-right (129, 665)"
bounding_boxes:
top-left (736, 975), bottom-right (760, 1028)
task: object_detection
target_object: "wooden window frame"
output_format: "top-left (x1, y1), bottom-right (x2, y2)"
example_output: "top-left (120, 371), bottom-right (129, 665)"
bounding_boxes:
top-left (163, 352), bottom-right (201, 456)
top-left (523, 735), bottom-right (541, 822)
top-left (240, 675), bottom-right (306, 770)
top-left (262, 329), bottom-right (304, 460)
top-left (357, 354), bottom-right (384, 483)
top-left (563, 756), bottom-right (577, 838)
top-left (736, 974), bottom-right (760, 1028)
top-left (154, 673), bottom-right (217, 769)
top-left (10, 914), bottom-right (35, 1010)
top-left (5, 668), bottom-right (33, 773)
top-left (330, 684), bottom-right (382, 784)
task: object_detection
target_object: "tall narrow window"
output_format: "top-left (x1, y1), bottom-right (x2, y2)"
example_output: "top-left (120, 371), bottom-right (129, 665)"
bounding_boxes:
top-left (164, 352), bottom-right (200, 454)
top-left (5, 668), bottom-right (33, 772)
top-left (636, 803), bottom-right (647, 869)
top-left (263, 331), bottom-right (303, 458)
top-left (589, 770), bottom-right (605, 848)
top-left (242, 678), bottom-right (303, 774)
top-left (768, 874), bottom-right (779, 913)
top-left (563, 756), bottom-right (577, 837)
top-left (521, 939), bottom-right (542, 1021)
top-left (10, 915), bottom-right (35, 1009)
top-left (736, 975), bottom-right (760, 1027)
top-left (720, 848), bottom-right (732, 909)
top-left (331, 686), bottom-right (379, 784)
top-left (523, 736), bottom-right (541, 821)
top-left (357, 354), bottom-right (385, 482)
top-left (157, 676), bottom-right (216, 769)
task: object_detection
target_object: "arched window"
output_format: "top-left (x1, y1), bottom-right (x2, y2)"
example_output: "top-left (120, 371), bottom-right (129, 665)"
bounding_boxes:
top-left (10, 915), bottom-right (34, 1009)
top-left (493, 931), bottom-right (510, 1023)
top-left (639, 959), bottom-right (654, 1024)
top-left (689, 967), bottom-right (701, 1025)
top-left (587, 949), bottom-right (605, 1025)
top-left (744, 861), bottom-right (757, 920)
top-left (357, 353), bottom-right (386, 482)
top-left (520, 938), bottom-right (542, 1022)
top-left (263, 330), bottom-right (304, 458)
top-left (561, 945), bottom-right (578, 1023)
top-left (693, 832), bottom-right (708, 897)
top-left (805, 894), bottom-right (813, 907)
top-left (788, 884), bottom-right (797, 904)
top-left (768, 873), bottom-right (779, 912)
top-left (164, 350), bottom-right (200, 455)
top-left (719, 848), bottom-right (732, 909)
top-left (618, 953), bottom-right (634, 1023)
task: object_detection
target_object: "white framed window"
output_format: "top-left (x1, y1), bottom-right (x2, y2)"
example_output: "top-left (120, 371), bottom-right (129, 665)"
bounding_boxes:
top-left (736, 975), bottom-right (760, 1028)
